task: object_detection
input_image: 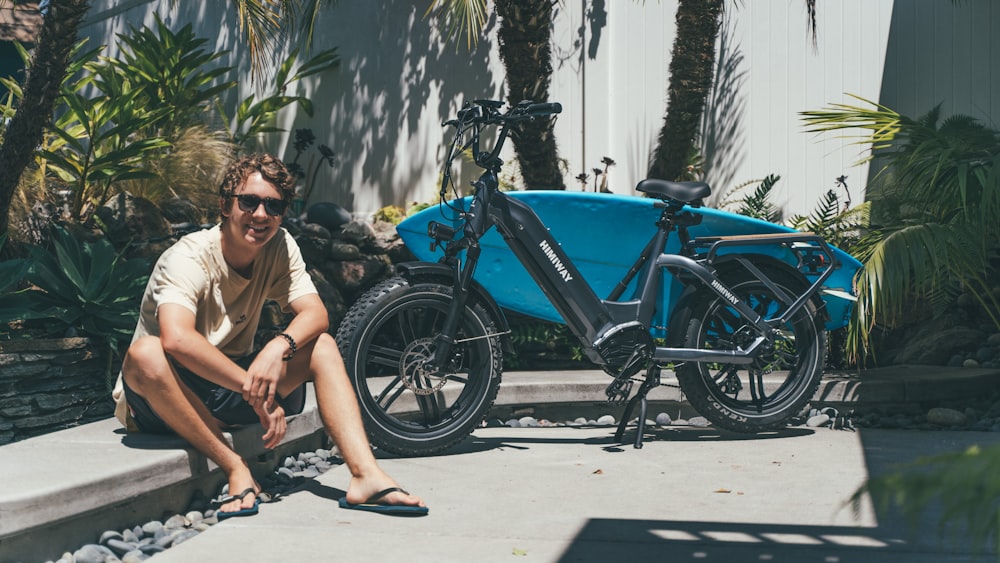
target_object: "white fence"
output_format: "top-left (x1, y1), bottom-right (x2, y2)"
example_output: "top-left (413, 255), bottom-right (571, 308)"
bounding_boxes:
top-left (77, 0), bottom-right (999, 219)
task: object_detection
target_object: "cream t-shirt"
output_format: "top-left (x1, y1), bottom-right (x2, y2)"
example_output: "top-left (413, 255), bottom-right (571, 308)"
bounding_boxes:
top-left (111, 225), bottom-right (318, 427)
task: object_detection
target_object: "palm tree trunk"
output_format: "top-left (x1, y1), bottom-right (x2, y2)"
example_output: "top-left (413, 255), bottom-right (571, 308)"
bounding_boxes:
top-left (0, 0), bottom-right (89, 245)
top-left (648, 0), bottom-right (723, 181)
top-left (496, 0), bottom-right (564, 190)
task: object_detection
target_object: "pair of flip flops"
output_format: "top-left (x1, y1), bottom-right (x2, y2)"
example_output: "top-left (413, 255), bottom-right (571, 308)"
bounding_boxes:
top-left (338, 487), bottom-right (429, 516)
top-left (213, 487), bottom-right (261, 520)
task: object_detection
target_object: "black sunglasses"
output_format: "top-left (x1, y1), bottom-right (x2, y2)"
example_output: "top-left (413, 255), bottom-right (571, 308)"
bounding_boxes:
top-left (229, 193), bottom-right (288, 216)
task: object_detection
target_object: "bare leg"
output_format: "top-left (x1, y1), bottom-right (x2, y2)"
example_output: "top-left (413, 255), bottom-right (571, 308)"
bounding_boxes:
top-left (280, 333), bottom-right (425, 508)
top-left (122, 336), bottom-right (258, 515)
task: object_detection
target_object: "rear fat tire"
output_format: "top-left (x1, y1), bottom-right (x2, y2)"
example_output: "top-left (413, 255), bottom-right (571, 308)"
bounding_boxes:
top-left (335, 276), bottom-right (503, 456)
top-left (674, 269), bottom-right (826, 433)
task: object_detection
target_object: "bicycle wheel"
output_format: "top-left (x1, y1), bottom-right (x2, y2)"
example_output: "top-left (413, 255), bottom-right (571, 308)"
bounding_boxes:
top-left (335, 276), bottom-right (503, 456)
top-left (674, 267), bottom-right (825, 433)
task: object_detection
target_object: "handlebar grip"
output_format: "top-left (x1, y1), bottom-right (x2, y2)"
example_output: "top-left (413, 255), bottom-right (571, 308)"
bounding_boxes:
top-left (526, 102), bottom-right (562, 116)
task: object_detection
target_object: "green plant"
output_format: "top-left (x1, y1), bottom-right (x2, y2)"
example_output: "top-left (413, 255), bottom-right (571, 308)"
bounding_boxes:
top-left (39, 78), bottom-right (170, 219)
top-left (285, 128), bottom-right (336, 208)
top-left (224, 47), bottom-right (340, 150)
top-left (788, 180), bottom-right (870, 252)
top-left (721, 174), bottom-right (782, 223)
top-left (802, 95), bottom-right (1000, 363)
top-left (373, 205), bottom-right (406, 225)
top-left (108, 15), bottom-right (237, 139)
top-left (0, 225), bottom-right (150, 382)
top-left (505, 318), bottom-right (585, 370)
top-left (851, 443), bottom-right (1000, 553)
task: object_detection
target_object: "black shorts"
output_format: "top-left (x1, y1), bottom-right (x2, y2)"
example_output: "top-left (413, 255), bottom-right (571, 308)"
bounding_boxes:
top-left (122, 352), bottom-right (306, 434)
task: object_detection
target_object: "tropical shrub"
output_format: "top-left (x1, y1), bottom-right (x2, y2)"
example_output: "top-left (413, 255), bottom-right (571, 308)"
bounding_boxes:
top-left (0, 225), bottom-right (150, 383)
top-left (802, 95), bottom-right (1000, 363)
top-left (1, 17), bottom-right (340, 233)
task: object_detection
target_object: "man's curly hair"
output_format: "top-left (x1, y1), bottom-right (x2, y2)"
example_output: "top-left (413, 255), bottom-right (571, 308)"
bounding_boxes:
top-left (218, 153), bottom-right (296, 205)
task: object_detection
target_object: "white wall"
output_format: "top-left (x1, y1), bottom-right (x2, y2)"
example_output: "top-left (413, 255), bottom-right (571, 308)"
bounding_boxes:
top-left (76, 0), bottom-right (999, 219)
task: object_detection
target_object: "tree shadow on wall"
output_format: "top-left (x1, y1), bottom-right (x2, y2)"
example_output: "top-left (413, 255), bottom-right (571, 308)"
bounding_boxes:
top-left (701, 12), bottom-right (746, 207)
top-left (291, 1), bottom-right (501, 213)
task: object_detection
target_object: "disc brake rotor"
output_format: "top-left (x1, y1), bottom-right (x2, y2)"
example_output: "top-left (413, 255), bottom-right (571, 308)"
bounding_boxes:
top-left (399, 337), bottom-right (450, 396)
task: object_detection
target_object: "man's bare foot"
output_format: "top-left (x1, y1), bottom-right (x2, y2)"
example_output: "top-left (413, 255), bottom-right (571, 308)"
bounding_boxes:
top-left (345, 473), bottom-right (426, 508)
top-left (216, 465), bottom-right (260, 516)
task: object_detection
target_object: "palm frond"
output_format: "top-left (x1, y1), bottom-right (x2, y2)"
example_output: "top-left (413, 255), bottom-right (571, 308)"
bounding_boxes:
top-left (425, 0), bottom-right (490, 50)
top-left (848, 221), bottom-right (994, 362)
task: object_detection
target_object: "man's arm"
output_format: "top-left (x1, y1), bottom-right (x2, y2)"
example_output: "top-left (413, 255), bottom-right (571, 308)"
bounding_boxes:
top-left (243, 293), bottom-right (330, 408)
top-left (158, 303), bottom-right (248, 392)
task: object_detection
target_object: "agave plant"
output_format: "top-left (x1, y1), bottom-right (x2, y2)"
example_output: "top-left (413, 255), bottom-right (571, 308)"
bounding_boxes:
top-left (801, 95), bottom-right (1000, 363)
top-left (0, 225), bottom-right (150, 382)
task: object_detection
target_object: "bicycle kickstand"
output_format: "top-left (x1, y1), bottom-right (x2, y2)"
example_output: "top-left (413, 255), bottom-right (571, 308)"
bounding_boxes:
top-left (614, 365), bottom-right (661, 449)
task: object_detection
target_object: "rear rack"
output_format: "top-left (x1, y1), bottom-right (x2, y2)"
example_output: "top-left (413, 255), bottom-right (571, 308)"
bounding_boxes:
top-left (692, 232), bottom-right (841, 277)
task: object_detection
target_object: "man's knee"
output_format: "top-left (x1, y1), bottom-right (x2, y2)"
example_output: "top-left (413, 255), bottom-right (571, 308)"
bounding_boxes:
top-left (122, 336), bottom-right (169, 387)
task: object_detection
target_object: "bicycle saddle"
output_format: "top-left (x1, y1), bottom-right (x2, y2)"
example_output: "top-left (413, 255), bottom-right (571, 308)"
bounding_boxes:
top-left (636, 179), bottom-right (711, 203)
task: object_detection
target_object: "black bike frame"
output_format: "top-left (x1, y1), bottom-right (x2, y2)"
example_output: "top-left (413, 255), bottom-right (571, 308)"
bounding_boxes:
top-left (429, 172), bottom-right (841, 373)
top-left (426, 104), bottom-right (840, 374)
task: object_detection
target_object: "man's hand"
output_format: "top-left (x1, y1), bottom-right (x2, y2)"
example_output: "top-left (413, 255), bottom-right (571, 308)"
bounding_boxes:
top-left (256, 401), bottom-right (287, 449)
top-left (243, 340), bottom-right (287, 408)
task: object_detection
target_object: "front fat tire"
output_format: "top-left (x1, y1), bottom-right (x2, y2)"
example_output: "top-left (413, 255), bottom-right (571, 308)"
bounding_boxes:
top-left (335, 276), bottom-right (503, 456)
top-left (675, 270), bottom-right (826, 433)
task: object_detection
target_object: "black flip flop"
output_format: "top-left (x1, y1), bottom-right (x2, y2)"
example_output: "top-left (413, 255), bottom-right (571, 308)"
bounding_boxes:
top-left (338, 487), bottom-right (429, 516)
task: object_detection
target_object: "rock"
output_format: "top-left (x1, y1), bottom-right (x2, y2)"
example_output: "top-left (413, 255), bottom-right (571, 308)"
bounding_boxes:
top-left (655, 413), bottom-right (672, 426)
top-left (596, 415), bottom-right (616, 426)
top-left (988, 333), bottom-right (1000, 346)
top-left (341, 219), bottom-right (377, 245)
top-left (122, 529), bottom-right (140, 544)
top-left (505, 419), bottom-right (521, 428)
top-left (889, 322), bottom-right (984, 365)
top-left (963, 359), bottom-right (981, 368)
top-left (688, 416), bottom-right (711, 427)
top-left (307, 202), bottom-right (352, 231)
top-left (99, 530), bottom-right (124, 545)
top-left (140, 521), bottom-right (163, 536)
top-left (927, 407), bottom-right (968, 427)
top-left (159, 198), bottom-right (204, 224)
top-left (97, 192), bottom-right (173, 259)
top-left (294, 467), bottom-right (320, 479)
top-left (139, 543), bottom-right (166, 555)
top-left (105, 538), bottom-right (135, 557)
top-left (975, 347), bottom-right (995, 363)
top-left (807, 414), bottom-right (831, 427)
top-left (518, 416), bottom-right (539, 427)
top-left (322, 257), bottom-right (390, 294)
top-left (329, 241), bottom-right (362, 260)
top-left (122, 550), bottom-right (150, 563)
top-left (164, 514), bottom-right (189, 529)
top-left (185, 511), bottom-right (203, 524)
top-left (73, 544), bottom-right (114, 563)
top-left (947, 354), bottom-right (965, 367)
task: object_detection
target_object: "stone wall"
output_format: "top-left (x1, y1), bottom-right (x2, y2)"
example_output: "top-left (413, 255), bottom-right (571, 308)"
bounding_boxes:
top-left (0, 338), bottom-right (115, 445)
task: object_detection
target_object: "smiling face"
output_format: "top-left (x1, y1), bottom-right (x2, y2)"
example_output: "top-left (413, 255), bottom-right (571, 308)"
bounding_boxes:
top-left (220, 172), bottom-right (285, 251)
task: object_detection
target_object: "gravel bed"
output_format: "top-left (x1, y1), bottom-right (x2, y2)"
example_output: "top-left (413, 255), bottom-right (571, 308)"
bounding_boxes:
top-left (43, 448), bottom-right (344, 563)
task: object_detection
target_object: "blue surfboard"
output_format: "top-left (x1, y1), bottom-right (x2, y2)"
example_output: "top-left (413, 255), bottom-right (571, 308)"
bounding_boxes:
top-left (396, 191), bottom-right (861, 331)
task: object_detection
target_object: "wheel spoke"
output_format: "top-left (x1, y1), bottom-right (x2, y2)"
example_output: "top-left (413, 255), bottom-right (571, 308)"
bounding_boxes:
top-left (415, 391), bottom-right (444, 424)
top-left (375, 376), bottom-right (406, 409)
top-left (367, 343), bottom-right (403, 369)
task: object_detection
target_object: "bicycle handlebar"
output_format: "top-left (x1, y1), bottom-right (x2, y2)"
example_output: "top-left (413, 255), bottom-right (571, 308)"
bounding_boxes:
top-left (444, 99), bottom-right (562, 128)
top-left (438, 99), bottom-right (562, 200)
